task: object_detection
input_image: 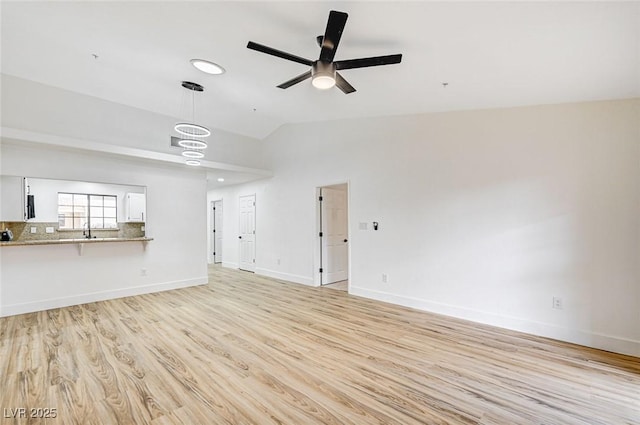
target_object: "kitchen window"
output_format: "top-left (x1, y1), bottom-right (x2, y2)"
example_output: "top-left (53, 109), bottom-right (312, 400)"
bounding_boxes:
top-left (57, 193), bottom-right (117, 229)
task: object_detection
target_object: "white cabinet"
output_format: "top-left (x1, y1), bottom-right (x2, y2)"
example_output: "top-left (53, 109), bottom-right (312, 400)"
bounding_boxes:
top-left (125, 193), bottom-right (146, 222)
top-left (0, 176), bottom-right (26, 221)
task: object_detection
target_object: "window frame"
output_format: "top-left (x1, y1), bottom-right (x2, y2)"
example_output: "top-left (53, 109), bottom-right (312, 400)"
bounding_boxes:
top-left (57, 192), bottom-right (118, 230)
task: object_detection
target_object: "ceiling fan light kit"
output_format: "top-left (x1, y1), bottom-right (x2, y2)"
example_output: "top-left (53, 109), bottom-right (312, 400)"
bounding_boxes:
top-left (247, 10), bottom-right (402, 94)
top-left (311, 61), bottom-right (336, 89)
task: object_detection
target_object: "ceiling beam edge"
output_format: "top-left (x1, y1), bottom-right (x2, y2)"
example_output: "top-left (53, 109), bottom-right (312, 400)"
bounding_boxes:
top-left (0, 127), bottom-right (273, 177)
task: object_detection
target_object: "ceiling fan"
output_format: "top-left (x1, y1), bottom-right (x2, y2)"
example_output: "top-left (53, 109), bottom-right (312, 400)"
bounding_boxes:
top-left (247, 10), bottom-right (402, 94)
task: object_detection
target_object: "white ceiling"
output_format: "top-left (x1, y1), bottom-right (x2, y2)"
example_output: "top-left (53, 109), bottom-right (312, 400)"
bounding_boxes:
top-left (1, 1), bottom-right (639, 142)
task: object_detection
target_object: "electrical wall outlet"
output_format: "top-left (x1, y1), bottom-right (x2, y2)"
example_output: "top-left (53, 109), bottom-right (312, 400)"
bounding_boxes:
top-left (141, 225), bottom-right (145, 231)
top-left (45, 227), bottom-right (54, 234)
top-left (552, 297), bottom-right (563, 310)
top-left (359, 222), bottom-right (368, 230)
top-left (30, 227), bottom-right (37, 234)
top-left (382, 273), bottom-right (388, 283)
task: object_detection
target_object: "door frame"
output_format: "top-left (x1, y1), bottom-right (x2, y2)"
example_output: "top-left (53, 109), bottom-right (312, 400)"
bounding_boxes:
top-left (211, 199), bottom-right (223, 264)
top-left (238, 193), bottom-right (256, 272)
top-left (314, 181), bottom-right (351, 288)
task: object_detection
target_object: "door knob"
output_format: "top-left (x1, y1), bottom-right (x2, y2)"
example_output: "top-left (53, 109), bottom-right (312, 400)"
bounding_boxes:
top-left (239, 236), bottom-right (242, 239)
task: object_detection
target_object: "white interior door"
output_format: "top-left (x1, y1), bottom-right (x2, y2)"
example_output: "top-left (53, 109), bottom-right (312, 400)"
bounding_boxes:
top-left (239, 194), bottom-right (256, 272)
top-left (320, 187), bottom-right (348, 284)
top-left (212, 200), bottom-right (223, 263)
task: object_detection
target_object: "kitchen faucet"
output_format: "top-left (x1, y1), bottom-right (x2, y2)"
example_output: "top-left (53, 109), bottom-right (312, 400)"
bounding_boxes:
top-left (83, 221), bottom-right (93, 239)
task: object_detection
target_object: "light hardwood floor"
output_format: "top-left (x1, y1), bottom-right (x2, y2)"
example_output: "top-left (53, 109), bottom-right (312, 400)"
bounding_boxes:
top-left (1, 266), bottom-right (639, 424)
top-left (322, 280), bottom-right (348, 291)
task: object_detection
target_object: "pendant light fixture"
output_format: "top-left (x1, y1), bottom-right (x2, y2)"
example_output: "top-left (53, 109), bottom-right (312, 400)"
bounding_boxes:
top-left (175, 81), bottom-right (209, 165)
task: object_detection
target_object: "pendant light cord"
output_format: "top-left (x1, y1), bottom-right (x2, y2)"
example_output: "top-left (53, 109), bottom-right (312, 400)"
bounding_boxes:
top-left (191, 88), bottom-right (195, 124)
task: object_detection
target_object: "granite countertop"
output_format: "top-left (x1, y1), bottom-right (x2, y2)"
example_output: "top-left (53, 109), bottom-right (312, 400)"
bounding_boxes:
top-left (0, 237), bottom-right (153, 247)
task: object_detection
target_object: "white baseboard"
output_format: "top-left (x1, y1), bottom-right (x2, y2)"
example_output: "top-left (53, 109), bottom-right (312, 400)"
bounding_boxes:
top-left (222, 261), bottom-right (238, 269)
top-left (1, 277), bottom-right (208, 317)
top-left (255, 267), bottom-right (315, 286)
top-left (350, 286), bottom-right (640, 358)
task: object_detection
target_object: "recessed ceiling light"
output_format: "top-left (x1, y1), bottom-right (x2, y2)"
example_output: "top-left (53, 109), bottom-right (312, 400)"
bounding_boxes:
top-left (185, 159), bottom-right (201, 166)
top-left (217, 178), bottom-right (225, 182)
top-left (190, 59), bottom-right (225, 75)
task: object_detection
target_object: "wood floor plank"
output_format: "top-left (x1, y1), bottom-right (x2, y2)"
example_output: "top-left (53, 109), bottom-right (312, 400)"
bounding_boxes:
top-left (1, 265), bottom-right (639, 424)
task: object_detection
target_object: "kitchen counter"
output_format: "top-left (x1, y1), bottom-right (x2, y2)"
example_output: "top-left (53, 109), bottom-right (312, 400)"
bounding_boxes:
top-left (0, 237), bottom-right (153, 246)
top-left (0, 237), bottom-right (153, 254)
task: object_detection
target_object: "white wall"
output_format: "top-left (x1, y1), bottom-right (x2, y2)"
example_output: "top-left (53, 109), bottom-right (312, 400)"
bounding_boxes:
top-left (209, 98), bottom-right (640, 357)
top-left (0, 142), bottom-right (208, 316)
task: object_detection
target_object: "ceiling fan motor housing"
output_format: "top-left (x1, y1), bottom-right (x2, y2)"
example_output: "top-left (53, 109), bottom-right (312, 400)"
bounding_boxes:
top-left (311, 61), bottom-right (336, 89)
top-left (247, 10), bottom-right (401, 94)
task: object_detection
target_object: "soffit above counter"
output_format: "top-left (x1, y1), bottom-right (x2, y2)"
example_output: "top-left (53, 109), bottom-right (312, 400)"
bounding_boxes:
top-left (1, 127), bottom-right (273, 187)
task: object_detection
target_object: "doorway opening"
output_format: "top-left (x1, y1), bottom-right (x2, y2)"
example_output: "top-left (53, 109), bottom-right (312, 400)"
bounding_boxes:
top-left (239, 194), bottom-right (256, 272)
top-left (316, 183), bottom-right (349, 291)
top-left (211, 200), bottom-right (223, 264)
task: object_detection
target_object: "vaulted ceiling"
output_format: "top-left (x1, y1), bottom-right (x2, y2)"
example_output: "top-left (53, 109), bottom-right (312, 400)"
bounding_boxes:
top-left (3, 1), bottom-right (638, 141)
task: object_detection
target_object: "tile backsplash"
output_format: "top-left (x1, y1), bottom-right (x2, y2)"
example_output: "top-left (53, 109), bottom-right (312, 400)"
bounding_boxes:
top-left (0, 222), bottom-right (145, 241)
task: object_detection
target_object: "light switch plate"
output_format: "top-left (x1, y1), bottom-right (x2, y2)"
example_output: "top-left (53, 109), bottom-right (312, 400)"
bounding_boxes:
top-left (45, 227), bottom-right (54, 234)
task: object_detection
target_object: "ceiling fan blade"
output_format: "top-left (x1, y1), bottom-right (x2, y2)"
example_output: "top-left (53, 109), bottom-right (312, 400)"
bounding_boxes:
top-left (335, 54), bottom-right (402, 70)
top-left (319, 10), bottom-right (348, 63)
top-left (247, 41), bottom-right (313, 66)
top-left (277, 71), bottom-right (312, 89)
top-left (335, 72), bottom-right (356, 94)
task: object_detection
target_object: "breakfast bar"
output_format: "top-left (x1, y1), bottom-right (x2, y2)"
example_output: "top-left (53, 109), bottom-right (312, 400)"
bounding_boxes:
top-left (0, 236), bottom-right (153, 255)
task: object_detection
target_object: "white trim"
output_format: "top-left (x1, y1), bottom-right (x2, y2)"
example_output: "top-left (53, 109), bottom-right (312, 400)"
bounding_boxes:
top-left (211, 199), bottom-right (223, 264)
top-left (1, 277), bottom-right (207, 317)
top-left (209, 199), bottom-right (223, 264)
top-left (238, 193), bottom-right (256, 272)
top-left (255, 267), bottom-right (315, 286)
top-left (350, 286), bottom-right (640, 358)
top-left (222, 261), bottom-right (238, 269)
top-left (314, 186), bottom-right (323, 286)
top-left (314, 181), bottom-right (351, 287)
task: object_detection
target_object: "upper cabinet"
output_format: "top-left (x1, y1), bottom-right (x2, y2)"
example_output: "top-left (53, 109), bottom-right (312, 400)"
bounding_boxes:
top-left (125, 193), bottom-right (146, 222)
top-left (0, 176), bottom-right (27, 222)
